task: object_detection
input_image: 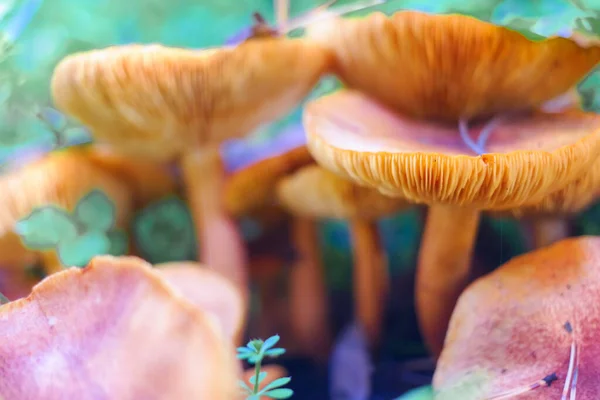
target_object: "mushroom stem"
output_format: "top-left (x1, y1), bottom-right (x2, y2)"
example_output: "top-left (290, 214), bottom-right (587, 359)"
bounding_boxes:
top-left (180, 148), bottom-right (249, 303)
top-left (416, 205), bottom-right (480, 357)
top-left (349, 218), bottom-right (388, 347)
top-left (529, 217), bottom-right (570, 249)
top-left (288, 216), bottom-right (330, 359)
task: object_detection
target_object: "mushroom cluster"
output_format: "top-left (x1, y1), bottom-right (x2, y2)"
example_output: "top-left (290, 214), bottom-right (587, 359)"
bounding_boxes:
top-left (2, 4), bottom-right (600, 399)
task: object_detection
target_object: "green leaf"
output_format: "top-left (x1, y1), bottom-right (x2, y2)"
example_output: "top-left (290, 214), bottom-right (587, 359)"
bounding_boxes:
top-left (38, 107), bottom-right (67, 131)
top-left (237, 346), bottom-right (254, 354)
top-left (263, 388), bottom-right (294, 399)
top-left (247, 339), bottom-right (262, 352)
top-left (0, 291), bottom-right (9, 305)
top-left (74, 190), bottom-right (116, 232)
top-left (394, 385), bottom-right (434, 400)
top-left (15, 206), bottom-right (78, 249)
top-left (107, 230), bottom-right (128, 256)
top-left (264, 348), bottom-right (286, 358)
top-left (260, 377), bottom-right (291, 393)
top-left (237, 380), bottom-right (252, 393)
top-left (133, 196), bottom-right (197, 263)
top-left (247, 354), bottom-right (261, 364)
top-left (57, 231), bottom-right (110, 267)
top-left (249, 371), bottom-right (267, 386)
top-left (261, 335), bottom-right (280, 352)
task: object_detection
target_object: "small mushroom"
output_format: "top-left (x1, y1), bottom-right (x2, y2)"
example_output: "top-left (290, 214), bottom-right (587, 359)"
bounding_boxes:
top-left (51, 36), bottom-right (333, 300)
top-left (0, 149), bottom-right (133, 275)
top-left (223, 143), bottom-right (313, 218)
top-left (0, 255), bottom-right (239, 399)
top-left (303, 89), bottom-right (600, 357)
top-left (277, 164), bottom-right (410, 348)
top-left (222, 132), bottom-right (313, 352)
top-left (434, 237), bottom-right (600, 400)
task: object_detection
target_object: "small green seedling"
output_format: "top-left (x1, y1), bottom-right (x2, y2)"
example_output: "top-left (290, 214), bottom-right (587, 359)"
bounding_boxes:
top-left (237, 335), bottom-right (293, 399)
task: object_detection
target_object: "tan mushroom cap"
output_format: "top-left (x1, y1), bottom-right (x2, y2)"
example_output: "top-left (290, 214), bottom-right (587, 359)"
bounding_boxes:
top-left (0, 150), bottom-right (132, 266)
top-left (304, 90), bottom-right (600, 209)
top-left (51, 40), bottom-right (333, 161)
top-left (0, 255), bottom-right (239, 399)
top-left (223, 146), bottom-right (313, 217)
top-left (81, 145), bottom-right (178, 206)
top-left (434, 237), bottom-right (600, 399)
top-left (277, 164), bottom-right (409, 220)
top-left (493, 156), bottom-right (600, 218)
top-left (306, 11), bottom-right (600, 122)
top-left (155, 261), bottom-right (245, 344)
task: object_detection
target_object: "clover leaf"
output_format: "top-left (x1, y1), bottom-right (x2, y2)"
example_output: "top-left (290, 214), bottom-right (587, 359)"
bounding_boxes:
top-left (74, 189), bottom-right (116, 232)
top-left (107, 230), bottom-right (129, 257)
top-left (15, 206), bottom-right (78, 249)
top-left (133, 196), bottom-right (197, 264)
top-left (15, 189), bottom-right (127, 269)
top-left (57, 230), bottom-right (111, 267)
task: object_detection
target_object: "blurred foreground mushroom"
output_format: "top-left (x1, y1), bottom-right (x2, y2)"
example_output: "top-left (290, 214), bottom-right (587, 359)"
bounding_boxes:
top-left (0, 255), bottom-right (239, 399)
top-left (304, 10), bottom-right (600, 357)
top-left (303, 90), bottom-right (600, 357)
top-left (51, 36), bottom-right (333, 301)
top-left (277, 164), bottom-right (410, 348)
top-left (155, 261), bottom-right (246, 345)
top-left (435, 236), bottom-right (600, 400)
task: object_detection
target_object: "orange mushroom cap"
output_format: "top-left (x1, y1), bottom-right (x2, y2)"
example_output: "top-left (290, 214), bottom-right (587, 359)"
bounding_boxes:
top-left (306, 11), bottom-right (600, 122)
top-left (224, 146), bottom-right (313, 217)
top-left (276, 164), bottom-right (409, 220)
top-left (0, 255), bottom-right (239, 399)
top-left (51, 40), bottom-right (333, 161)
top-left (304, 90), bottom-right (600, 208)
top-left (434, 236), bottom-right (600, 399)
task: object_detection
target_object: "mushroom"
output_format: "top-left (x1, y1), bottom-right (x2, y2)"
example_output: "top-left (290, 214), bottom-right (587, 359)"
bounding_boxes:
top-left (307, 11), bottom-right (600, 154)
top-left (277, 164), bottom-right (410, 348)
top-left (434, 236), bottom-right (600, 400)
top-left (302, 89), bottom-right (600, 357)
top-left (0, 147), bottom-right (175, 276)
top-left (303, 10), bottom-right (600, 356)
top-left (50, 34), bottom-right (333, 302)
top-left (222, 127), bottom-right (314, 344)
top-left (0, 255), bottom-right (239, 399)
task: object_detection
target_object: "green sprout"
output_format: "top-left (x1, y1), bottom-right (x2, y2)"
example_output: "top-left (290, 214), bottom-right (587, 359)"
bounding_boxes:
top-left (237, 335), bottom-right (293, 399)
top-left (15, 189), bottom-right (128, 267)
